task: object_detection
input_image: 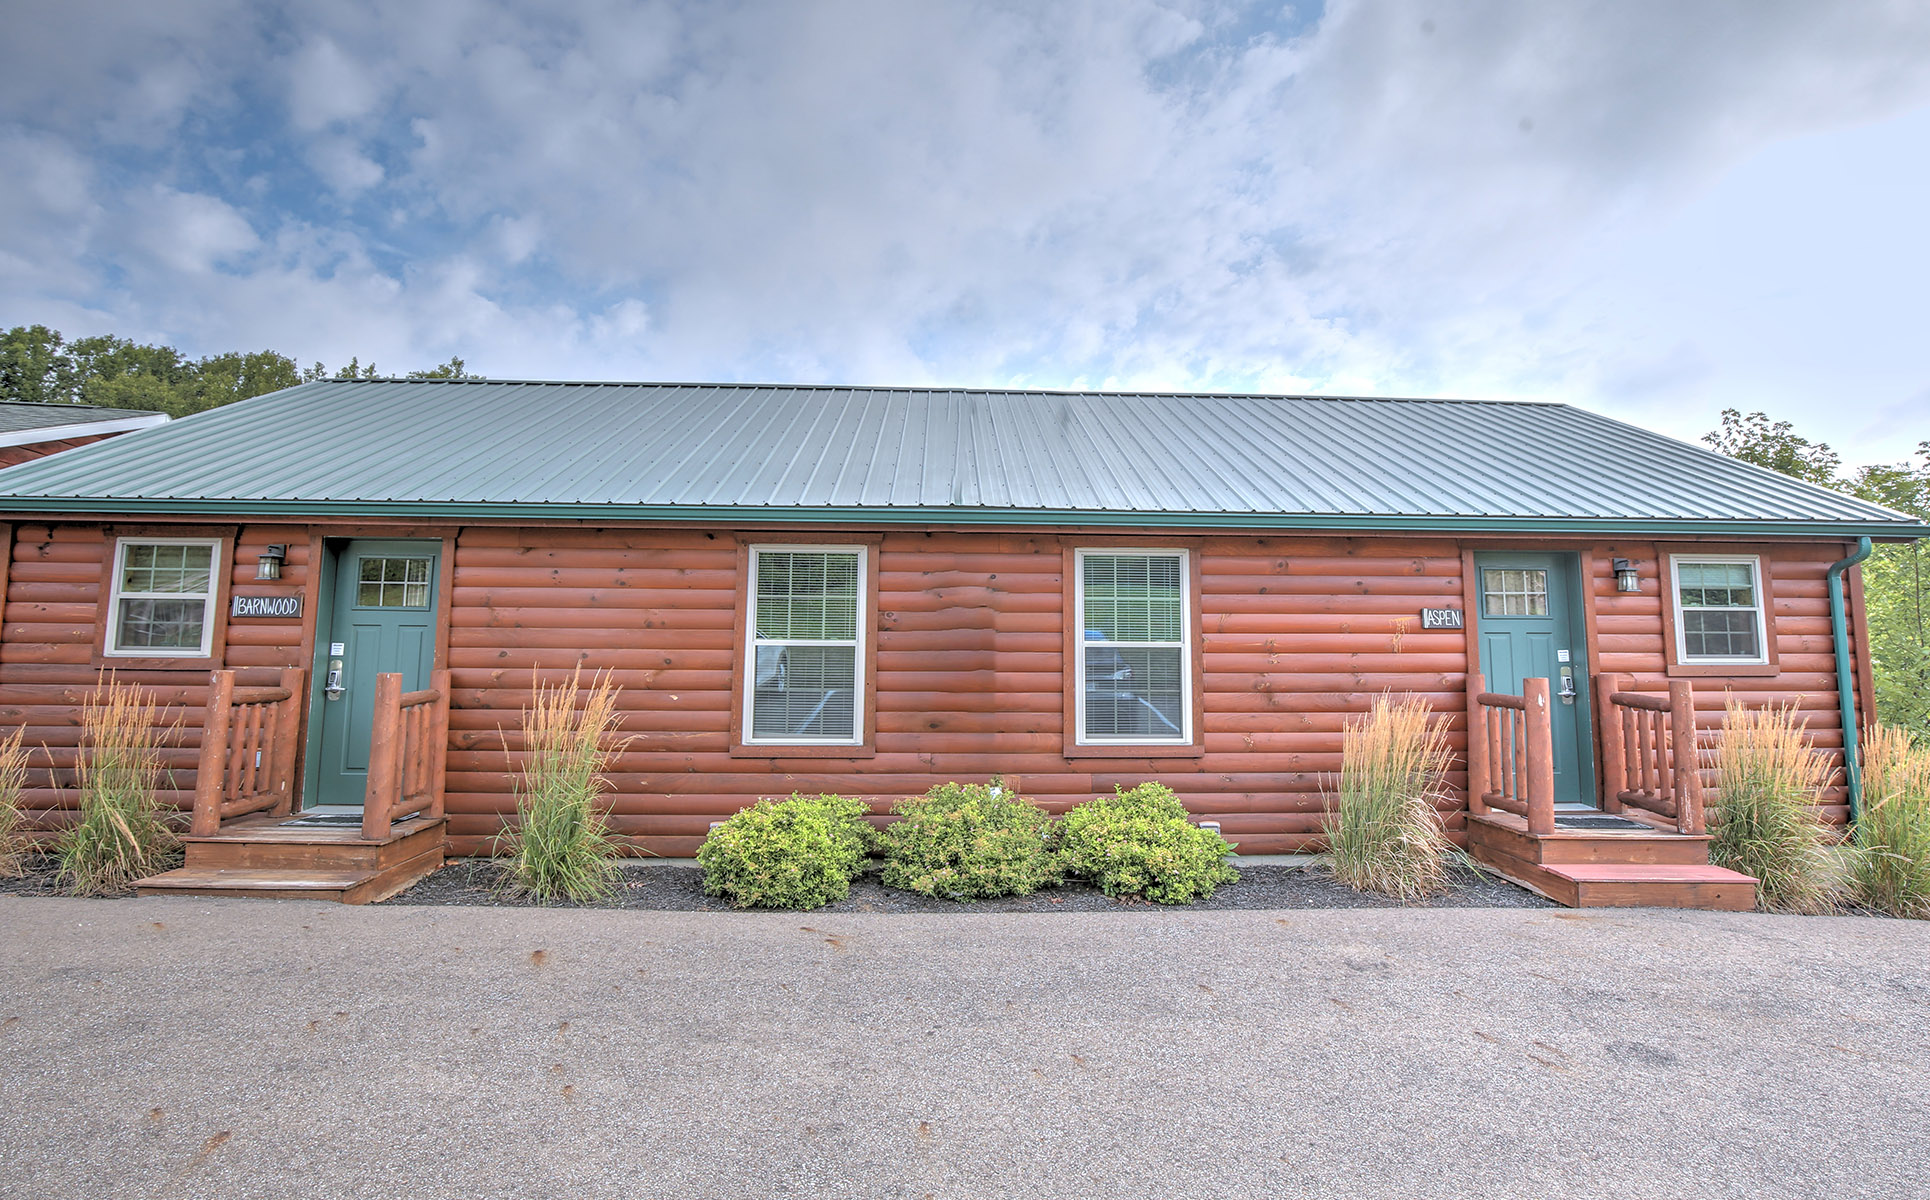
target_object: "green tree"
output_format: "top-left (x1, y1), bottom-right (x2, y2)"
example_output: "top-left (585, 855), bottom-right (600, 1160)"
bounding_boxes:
top-left (1706, 413), bottom-right (1929, 736)
top-left (1, 326), bottom-right (481, 417)
top-left (1703, 407), bottom-right (1843, 487)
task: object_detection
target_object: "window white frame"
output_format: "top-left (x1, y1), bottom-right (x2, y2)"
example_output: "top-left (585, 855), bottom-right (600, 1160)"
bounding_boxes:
top-left (104, 536), bottom-right (222, 658)
top-left (1669, 553), bottom-right (1770, 666)
top-left (1073, 547), bottom-right (1193, 746)
top-left (742, 544), bottom-right (868, 746)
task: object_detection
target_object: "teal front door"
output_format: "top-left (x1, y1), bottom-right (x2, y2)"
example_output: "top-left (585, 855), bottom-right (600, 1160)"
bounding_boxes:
top-left (1474, 552), bottom-right (1594, 807)
top-left (310, 540), bottom-right (441, 807)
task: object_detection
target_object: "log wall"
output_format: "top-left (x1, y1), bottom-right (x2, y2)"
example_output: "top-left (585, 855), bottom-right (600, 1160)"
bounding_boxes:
top-left (0, 521), bottom-right (1873, 854)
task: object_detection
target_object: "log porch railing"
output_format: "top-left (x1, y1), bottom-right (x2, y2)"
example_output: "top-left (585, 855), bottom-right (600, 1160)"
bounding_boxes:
top-left (1467, 673), bottom-right (1556, 836)
top-left (362, 669), bottom-right (451, 840)
top-left (190, 668), bottom-right (308, 836)
top-left (1597, 674), bottom-right (1704, 835)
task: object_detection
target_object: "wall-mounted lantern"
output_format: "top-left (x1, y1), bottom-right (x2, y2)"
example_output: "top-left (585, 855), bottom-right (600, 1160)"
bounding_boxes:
top-left (1613, 557), bottom-right (1640, 593)
top-left (256, 544), bottom-right (287, 581)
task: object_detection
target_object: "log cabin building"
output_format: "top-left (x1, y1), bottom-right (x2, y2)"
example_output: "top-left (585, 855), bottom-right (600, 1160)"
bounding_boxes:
top-left (0, 380), bottom-right (1921, 907)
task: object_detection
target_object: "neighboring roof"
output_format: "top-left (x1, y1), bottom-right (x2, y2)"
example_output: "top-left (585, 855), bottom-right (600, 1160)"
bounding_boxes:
top-left (0, 401), bottom-right (169, 448)
top-left (0, 380), bottom-right (1918, 537)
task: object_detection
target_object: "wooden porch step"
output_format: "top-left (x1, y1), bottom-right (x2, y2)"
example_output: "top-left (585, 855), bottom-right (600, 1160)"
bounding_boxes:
top-left (1541, 863), bottom-right (1758, 911)
top-left (1467, 810), bottom-right (1711, 867)
top-left (136, 847), bottom-right (444, 905)
top-left (181, 815), bottom-right (446, 873)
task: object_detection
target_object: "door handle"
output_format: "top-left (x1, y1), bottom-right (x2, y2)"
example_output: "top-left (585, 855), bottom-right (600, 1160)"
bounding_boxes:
top-left (1557, 666), bottom-right (1576, 703)
top-left (324, 658), bottom-right (345, 700)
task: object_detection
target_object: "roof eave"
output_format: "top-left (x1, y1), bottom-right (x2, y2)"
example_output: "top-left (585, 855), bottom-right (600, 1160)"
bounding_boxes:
top-left (0, 496), bottom-right (1921, 540)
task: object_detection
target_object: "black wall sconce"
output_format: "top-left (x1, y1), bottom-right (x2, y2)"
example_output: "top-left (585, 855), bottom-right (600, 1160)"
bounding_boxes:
top-left (1612, 557), bottom-right (1640, 593)
top-left (256, 544), bottom-right (287, 581)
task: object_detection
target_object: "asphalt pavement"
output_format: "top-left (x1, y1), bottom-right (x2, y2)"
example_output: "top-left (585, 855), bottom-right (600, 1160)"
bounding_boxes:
top-left (1, 896), bottom-right (1924, 1199)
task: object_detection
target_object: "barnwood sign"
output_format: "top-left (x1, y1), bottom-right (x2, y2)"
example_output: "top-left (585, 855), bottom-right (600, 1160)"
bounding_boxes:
top-left (231, 594), bottom-right (302, 619)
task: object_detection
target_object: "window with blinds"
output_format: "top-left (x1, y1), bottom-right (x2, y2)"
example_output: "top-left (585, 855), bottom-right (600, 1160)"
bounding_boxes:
top-left (1671, 555), bottom-right (1768, 664)
top-left (106, 538), bottom-right (221, 657)
top-left (746, 547), bottom-right (865, 743)
top-left (1076, 550), bottom-right (1190, 743)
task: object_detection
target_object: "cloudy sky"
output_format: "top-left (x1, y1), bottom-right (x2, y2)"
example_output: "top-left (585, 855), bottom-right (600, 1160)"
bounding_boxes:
top-left (3, 0), bottom-right (1928, 463)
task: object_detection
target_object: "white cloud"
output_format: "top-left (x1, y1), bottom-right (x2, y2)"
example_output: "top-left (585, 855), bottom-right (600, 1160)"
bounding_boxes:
top-left (3, 0), bottom-right (1929, 460)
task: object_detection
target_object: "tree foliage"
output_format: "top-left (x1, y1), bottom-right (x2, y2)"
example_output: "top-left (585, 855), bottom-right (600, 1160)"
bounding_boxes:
top-left (1705, 414), bottom-right (1929, 737)
top-left (0, 325), bottom-right (477, 419)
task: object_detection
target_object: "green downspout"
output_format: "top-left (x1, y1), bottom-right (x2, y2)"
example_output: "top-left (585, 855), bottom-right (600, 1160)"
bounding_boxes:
top-left (1827, 537), bottom-right (1874, 822)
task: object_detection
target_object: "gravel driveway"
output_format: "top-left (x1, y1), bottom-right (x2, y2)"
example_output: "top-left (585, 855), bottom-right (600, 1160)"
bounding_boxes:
top-left (1, 896), bottom-right (1924, 1200)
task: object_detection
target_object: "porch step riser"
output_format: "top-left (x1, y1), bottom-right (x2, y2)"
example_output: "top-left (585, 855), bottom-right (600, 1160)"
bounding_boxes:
top-left (184, 824), bottom-right (442, 873)
top-left (136, 847), bottom-right (445, 906)
top-left (1469, 821), bottom-right (1710, 867)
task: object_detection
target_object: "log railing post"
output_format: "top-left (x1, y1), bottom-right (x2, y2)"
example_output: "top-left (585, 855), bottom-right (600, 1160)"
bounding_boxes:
top-left (362, 673), bottom-right (403, 841)
top-left (191, 671), bottom-right (237, 837)
top-left (427, 668), bottom-right (451, 821)
top-left (1524, 677), bottom-right (1556, 836)
top-left (1597, 673), bottom-right (1629, 813)
top-left (269, 667), bottom-right (306, 816)
top-left (1467, 672), bottom-right (1489, 816)
top-left (1669, 679), bottom-right (1702, 835)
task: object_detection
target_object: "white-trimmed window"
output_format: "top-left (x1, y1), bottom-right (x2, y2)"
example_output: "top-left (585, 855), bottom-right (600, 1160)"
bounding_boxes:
top-left (1670, 555), bottom-right (1769, 665)
top-left (1075, 549), bottom-right (1191, 744)
top-left (106, 538), bottom-right (221, 657)
top-left (745, 546), bottom-right (866, 744)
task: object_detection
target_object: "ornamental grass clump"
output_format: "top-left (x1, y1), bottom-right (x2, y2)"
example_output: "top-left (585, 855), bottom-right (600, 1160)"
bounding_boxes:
top-left (1708, 700), bottom-right (1837, 914)
top-left (879, 780), bottom-right (1060, 901)
top-left (1851, 724), bottom-right (1930, 918)
top-left (698, 794), bottom-right (874, 909)
top-left (500, 669), bottom-right (629, 903)
top-left (1056, 782), bottom-right (1238, 904)
top-left (1325, 694), bottom-right (1455, 901)
top-left (0, 726), bottom-right (29, 878)
top-left (57, 676), bottom-right (180, 895)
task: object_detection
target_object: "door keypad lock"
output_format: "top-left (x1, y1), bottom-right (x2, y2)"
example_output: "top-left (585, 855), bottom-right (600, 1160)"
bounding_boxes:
top-left (1558, 665), bottom-right (1576, 704)
top-left (324, 658), bottom-right (345, 700)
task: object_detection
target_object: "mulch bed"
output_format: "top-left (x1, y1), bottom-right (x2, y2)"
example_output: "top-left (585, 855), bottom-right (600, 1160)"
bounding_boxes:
top-left (0, 855), bottom-right (147, 900)
top-left (379, 859), bottom-right (1556, 912)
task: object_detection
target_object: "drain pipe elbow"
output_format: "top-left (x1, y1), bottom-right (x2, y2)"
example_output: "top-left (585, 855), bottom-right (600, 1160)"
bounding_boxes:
top-left (1827, 536), bottom-right (1875, 823)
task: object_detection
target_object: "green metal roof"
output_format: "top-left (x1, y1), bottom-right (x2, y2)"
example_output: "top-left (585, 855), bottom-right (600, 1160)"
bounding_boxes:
top-left (0, 380), bottom-right (1918, 537)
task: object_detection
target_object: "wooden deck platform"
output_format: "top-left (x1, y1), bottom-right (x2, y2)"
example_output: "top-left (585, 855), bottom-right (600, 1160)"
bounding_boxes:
top-left (137, 814), bottom-right (447, 905)
top-left (1467, 810), bottom-right (1757, 911)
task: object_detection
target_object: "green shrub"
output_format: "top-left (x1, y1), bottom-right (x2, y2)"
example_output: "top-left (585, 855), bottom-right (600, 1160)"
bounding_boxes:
top-left (1056, 783), bottom-right (1237, 904)
top-left (879, 780), bottom-right (1060, 900)
top-left (1325, 694), bottom-right (1455, 900)
top-left (0, 726), bottom-right (28, 878)
top-left (698, 794), bottom-right (870, 909)
top-left (1852, 724), bottom-right (1930, 918)
top-left (1708, 700), bottom-right (1838, 914)
top-left (500, 669), bottom-right (628, 903)
top-left (57, 676), bottom-right (181, 894)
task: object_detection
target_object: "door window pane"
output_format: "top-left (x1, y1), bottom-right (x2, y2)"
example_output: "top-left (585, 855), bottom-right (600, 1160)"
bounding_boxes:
top-left (1482, 568), bottom-right (1548, 616)
top-left (356, 557), bottom-right (433, 608)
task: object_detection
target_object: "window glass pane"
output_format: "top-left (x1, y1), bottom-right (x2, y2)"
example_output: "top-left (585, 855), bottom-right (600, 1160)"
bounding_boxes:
top-left (1083, 554), bottom-right (1183, 642)
top-left (356, 558), bottom-right (434, 608)
top-left (116, 598), bottom-right (206, 651)
top-left (751, 645), bottom-right (857, 739)
top-left (1481, 568), bottom-right (1547, 617)
top-left (1684, 610), bottom-right (1761, 659)
top-left (1678, 561), bottom-right (1756, 609)
top-left (755, 552), bottom-right (859, 640)
top-left (121, 543), bottom-right (214, 595)
top-left (1083, 645), bottom-right (1185, 738)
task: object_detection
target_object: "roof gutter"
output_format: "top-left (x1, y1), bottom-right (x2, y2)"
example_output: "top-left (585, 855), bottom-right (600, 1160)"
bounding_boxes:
top-left (0, 497), bottom-right (1922, 540)
top-left (1828, 537), bottom-right (1875, 823)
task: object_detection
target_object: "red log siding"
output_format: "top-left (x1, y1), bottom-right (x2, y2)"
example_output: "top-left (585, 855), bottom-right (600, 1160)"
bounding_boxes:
top-left (0, 433), bottom-right (114, 470)
top-left (0, 524), bottom-right (309, 823)
top-left (0, 521), bottom-right (1875, 852)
